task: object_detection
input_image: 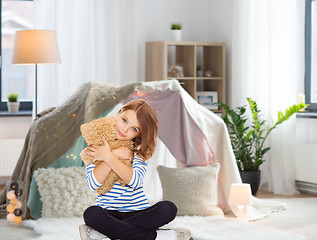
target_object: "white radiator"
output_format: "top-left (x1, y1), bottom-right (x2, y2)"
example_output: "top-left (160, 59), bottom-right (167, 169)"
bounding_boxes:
top-left (295, 143), bottom-right (317, 195)
top-left (0, 139), bottom-right (24, 178)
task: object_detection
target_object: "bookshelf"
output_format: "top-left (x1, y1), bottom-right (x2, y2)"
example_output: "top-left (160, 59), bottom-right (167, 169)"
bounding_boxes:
top-left (146, 41), bottom-right (226, 115)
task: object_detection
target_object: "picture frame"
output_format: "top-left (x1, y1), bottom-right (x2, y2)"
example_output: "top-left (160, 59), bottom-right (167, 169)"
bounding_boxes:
top-left (196, 91), bottom-right (218, 110)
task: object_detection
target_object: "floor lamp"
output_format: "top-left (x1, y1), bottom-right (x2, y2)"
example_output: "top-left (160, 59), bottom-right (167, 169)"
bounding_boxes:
top-left (11, 30), bottom-right (61, 118)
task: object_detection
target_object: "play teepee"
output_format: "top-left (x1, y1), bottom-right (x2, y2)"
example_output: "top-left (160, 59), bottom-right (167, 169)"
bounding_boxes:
top-left (0, 80), bottom-right (283, 220)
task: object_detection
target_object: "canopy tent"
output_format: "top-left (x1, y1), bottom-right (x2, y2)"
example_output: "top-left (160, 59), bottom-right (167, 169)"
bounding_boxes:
top-left (0, 80), bottom-right (283, 220)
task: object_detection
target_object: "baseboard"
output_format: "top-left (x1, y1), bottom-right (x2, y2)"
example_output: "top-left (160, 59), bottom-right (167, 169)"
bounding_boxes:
top-left (0, 176), bottom-right (10, 185)
top-left (295, 180), bottom-right (317, 195)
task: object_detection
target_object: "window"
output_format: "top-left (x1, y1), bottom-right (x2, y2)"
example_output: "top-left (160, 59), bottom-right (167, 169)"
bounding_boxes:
top-left (0, 0), bottom-right (34, 112)
top-left (306, 0), bottom-right (317, 111)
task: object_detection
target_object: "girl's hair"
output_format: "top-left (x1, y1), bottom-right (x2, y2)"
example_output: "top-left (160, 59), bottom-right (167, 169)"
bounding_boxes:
top-left (119, 99), bottom-right (158, 161)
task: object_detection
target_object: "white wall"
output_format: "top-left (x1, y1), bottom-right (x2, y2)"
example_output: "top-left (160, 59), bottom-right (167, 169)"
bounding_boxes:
top-left (0, 117), bottom-right (32, 139)
top-left (135, 0), bottom-right (234, 82)
top-left (1, 0), bottom-right (234, 139)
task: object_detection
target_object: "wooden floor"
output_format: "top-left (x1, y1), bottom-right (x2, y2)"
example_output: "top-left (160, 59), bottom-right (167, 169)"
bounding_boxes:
top-left (255, 189), bottom-right (316, 199)
top-left (0, 185), bottom-right (316, 199)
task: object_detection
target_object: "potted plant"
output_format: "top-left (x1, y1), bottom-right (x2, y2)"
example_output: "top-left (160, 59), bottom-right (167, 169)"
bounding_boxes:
top-left (7, 93), bottom-right (20, 113)
top-left (171, 23), bottom-right (182, 41)
top-left (196, 65), bottom-right (203, 77)
top-left (215, 98), bottom-right (307, 195)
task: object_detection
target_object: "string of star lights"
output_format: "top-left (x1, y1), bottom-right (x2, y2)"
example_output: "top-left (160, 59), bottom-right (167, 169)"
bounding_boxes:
top-left (61, 86), bottom-right (122, 161)
top-left (132, 83), bottom-right (164, 115)
top-left (6, 181), bottom-right (23, 224)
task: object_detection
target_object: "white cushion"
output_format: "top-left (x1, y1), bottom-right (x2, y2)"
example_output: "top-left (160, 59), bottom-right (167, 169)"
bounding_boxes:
top-left (34, 166), bottom-right (96, 218)
top-left (157, 163), bottom-right (223, 216)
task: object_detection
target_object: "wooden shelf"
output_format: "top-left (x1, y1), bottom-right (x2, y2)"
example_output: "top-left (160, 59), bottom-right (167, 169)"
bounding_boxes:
top-left (167, 77), bottom-right (223, 80)
top-left (167, 77), bottom-right (196, 80)
top-left (146, 41), bottom-right (226, 115)
top-left (195, 77), bottom-right (223, 80)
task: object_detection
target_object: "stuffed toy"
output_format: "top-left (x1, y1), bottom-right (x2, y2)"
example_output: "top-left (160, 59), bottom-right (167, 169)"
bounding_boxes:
top-left (80, 116), bottom-right (134, 194)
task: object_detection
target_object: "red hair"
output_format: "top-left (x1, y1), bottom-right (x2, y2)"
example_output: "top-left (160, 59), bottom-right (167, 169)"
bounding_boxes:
top-left (119, 99), bottom-right (158, 160)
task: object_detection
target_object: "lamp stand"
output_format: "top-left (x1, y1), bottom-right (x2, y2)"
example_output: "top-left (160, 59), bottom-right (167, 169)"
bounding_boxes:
top-left (34, 63), bottom-right (38, 119)
top-left (236, 205), bottom-right (245, 218)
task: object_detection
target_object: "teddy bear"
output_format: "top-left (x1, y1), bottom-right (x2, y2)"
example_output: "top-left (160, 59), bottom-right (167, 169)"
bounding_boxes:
top-left (80, 116), bottom-right (135, 195)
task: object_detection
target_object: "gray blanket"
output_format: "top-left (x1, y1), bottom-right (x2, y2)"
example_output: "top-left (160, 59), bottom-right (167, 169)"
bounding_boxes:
top-left (0, 82), bottom-right (140, 219)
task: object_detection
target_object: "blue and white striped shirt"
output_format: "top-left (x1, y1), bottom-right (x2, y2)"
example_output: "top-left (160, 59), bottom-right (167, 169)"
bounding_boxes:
top-left (85, 155), bottom-right (150, 212)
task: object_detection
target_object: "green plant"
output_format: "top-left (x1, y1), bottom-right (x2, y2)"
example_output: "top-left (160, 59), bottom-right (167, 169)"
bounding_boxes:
top-left (7, 93), bottom-right (18, 102)
top-left (196, 65), bottom-right (202, 71)
top-left (215, 98), bottom-right (307, 172)
top-left (171, 23), bottom-right (182, 30)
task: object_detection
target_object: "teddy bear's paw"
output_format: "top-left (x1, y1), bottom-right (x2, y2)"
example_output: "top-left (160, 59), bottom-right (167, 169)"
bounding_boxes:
top-left (97, 184), bottom-right (112, 195)
top-left (80, 149), bottom-right (94, 165)
top-left (120, 159), bottom-right (133, 166)
top-left (118, 179), bottom-right (127, 186)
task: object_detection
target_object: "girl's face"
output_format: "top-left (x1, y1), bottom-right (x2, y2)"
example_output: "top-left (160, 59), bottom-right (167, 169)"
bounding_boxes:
top-left (115, 109), bottom-right (140, 141)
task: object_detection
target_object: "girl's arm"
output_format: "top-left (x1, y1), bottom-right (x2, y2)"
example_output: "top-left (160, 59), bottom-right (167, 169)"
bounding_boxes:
top-left (86, 138), bottom-right (133, 184)
top-left (92, 161), bottom-right (112, 184)
top-left (85, 164), bottom-right (103, 191)
top-left (112, 147), bottom-right (133, 160)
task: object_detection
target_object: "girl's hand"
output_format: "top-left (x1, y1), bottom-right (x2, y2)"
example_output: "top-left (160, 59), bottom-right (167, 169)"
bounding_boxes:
top-left (87, 137), bottom-right (111, 162)
top-left (112, 147), bottom-right (133, 161)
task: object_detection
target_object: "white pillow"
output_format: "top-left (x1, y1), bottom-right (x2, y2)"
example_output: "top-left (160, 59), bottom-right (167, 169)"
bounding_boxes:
top-left (34, 166), bottom-right (96, 218)
top-left (157, 163), bottom-right (223, 216)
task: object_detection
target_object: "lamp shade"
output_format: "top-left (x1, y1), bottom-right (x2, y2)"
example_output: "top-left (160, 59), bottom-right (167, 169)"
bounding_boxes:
top-left (228, 183), bottom-right (252, 206)
top-left (12, 30), bottom-right (61, 64)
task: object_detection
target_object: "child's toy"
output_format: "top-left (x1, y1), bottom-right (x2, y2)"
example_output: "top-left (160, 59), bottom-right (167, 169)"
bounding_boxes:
top-left (80, 116), bottom-right (134, 194)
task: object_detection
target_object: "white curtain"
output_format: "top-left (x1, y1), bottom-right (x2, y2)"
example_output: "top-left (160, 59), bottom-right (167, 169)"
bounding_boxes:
top-left (34, 0), bottom-right (138, 113)
top-left (231, 0), bottom-right (305, 194)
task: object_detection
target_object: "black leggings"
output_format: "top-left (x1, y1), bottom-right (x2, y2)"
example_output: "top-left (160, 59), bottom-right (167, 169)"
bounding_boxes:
top-left (83, 201), bottom-right (177, 240)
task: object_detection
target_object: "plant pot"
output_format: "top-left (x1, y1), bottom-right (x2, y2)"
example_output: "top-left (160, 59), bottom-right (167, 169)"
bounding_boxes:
top-left (7, 102), bottom-right (20, 113)
top-left (240, 170), bottom-right (261, 195)
top-left (197, 70), bottom-right (203, 77)
top-left (171, 30), bottom-right (182, 41)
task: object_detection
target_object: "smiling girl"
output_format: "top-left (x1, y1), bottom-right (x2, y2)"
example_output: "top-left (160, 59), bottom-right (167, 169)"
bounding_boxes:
top-left (79, 99), bottom-right (191, 240)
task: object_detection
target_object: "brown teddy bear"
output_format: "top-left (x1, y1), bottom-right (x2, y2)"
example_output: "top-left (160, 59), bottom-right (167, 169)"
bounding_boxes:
top-left (80, 116), bottom-right (135, 195)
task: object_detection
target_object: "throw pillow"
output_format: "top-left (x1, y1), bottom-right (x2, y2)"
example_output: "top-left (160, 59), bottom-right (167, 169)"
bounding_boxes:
top-left (157, 163), bottom-right (223, 216)
top-left (34, 166), bottom-right (96, 218)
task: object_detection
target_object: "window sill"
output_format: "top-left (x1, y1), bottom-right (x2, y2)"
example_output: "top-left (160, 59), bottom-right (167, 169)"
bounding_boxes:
top-left (0, 110), bottom-right (32, 117)
top-left (296, 112), bottom-right (317, 119)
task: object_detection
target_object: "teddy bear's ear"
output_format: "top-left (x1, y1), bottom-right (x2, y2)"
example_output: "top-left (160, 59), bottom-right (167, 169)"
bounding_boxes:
top-left (80, 120), bottom-right (98, 144)
top-left (80, 122), bottom-right (92, 140)
top-left (80, 123), bottom-right (87, 134)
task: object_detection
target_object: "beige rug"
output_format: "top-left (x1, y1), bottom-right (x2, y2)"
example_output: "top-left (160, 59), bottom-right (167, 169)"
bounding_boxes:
top-left (0, 198), bottom-right (316, 240)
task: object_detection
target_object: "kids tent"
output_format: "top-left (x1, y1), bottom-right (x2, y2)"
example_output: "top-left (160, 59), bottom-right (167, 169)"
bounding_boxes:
top-left (0, 80), bottom-right (283, 220)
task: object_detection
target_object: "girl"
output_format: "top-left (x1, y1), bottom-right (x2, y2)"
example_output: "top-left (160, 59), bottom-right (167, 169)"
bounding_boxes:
top-left (79, 99), bottom-right (191, 240)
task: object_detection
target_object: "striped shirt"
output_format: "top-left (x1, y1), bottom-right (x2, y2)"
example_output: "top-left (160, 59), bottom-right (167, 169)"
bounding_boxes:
top-left (85, 155), bottom-right (150, 212)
